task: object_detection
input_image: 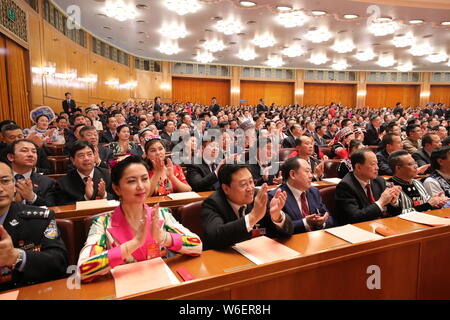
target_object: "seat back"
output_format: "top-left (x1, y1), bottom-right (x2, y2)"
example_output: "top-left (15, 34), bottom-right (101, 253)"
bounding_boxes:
top-left (279, 148), bottom-right (295, 161)
top-left (323, 160), bottom-right (341, 178)
top-left (178, 201), bottom-right (205, 242)
top-left (56, 219), bottom-right (77, 266)
top-left (48, 156), bottom-right (70, 174)
top-left (46, 144), bottom-right (65, 156)
top-left (320, 146), bottom-right (332, 158)
top-left (319, 186), bottom-right (336, 218)
top-left (45, 174), bottom-right (66, 182)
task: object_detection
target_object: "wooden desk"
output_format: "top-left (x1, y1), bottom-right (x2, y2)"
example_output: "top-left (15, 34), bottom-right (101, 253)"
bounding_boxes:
top-left (13, 208), bottom-right (450, 300)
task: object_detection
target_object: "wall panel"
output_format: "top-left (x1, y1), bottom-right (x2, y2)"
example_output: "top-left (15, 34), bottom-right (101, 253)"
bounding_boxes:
top-left (172, 77), bottom-right (230, 106)
top-left (430, 85), bottom-right (450, 106)
top-left (366, 85), bottom-right (420, 108)
top-left (303, 83), bottom-right (356, 106)
top-left (240, 81), bottom-right (294, 106)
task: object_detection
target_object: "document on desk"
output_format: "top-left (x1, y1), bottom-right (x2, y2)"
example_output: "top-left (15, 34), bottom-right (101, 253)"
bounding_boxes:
top-left (325, 224), bottom-right (383, 244)
top-left (0, 290), bottom-right (19, 300)
top-left (322, 178), bottom-right (342, 184)
top-left (111, 258), bottom-right (180, 298)
top-left (167, 192), bottom-right (201, 200)
top-left (76, 199), bottom-right (112, 210)
top-left (399, 211), bottom-right (450, 227)
top-left (232, 236), bottom-right (300, 265)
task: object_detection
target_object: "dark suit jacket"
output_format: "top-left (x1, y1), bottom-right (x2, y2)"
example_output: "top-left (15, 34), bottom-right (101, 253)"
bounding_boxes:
top-left (364, 123), bottom-right (381, 146)
top-left (282, 136), bottom-right (296, 149)
top-left (209, 104), bottom-right (220, 116)
top-left (376, 149), bottom-right (392, 176)
top-left (160, 131), bottom-right (175, 151)
top-left (62, 99), bottom-right (76, 114)
top-left (335, 172), bottom-right (402, 225)
top-left (0, 203), bottom-right (68, 292)
top-left (248, 163), bottom-right (279, 186)
top-left (30, 172), bottom-right (57, 207)
top-left (412, 148), bottom-right (432, 173)
top-left (154, 104), bottom-right (161, 112)
top-left (99, 130), bottom-right (116, 144)
top-left (257, 104), bottom-right (268, 113)
top-left (186, 162), bottom-right (219, 192)
top-left (54, 167), bottom-right (113, 205)
top-left (201, 188), bottom-right (294, 250)
top-left (268, 184), bottom-right (334, 234)
top-left (97, 144), bottom-right (114, 169)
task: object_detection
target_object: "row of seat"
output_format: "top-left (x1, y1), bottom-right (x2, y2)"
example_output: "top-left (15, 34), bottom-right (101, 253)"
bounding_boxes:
top-left (56, 186), bottom-right (337, 268)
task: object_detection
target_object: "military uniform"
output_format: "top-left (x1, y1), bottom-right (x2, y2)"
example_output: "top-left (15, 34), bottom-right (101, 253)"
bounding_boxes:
top-left (0, 203), bottom-right (68, 292)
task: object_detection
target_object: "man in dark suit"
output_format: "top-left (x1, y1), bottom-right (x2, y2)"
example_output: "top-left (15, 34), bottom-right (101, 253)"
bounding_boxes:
top-left (248, 139), bottom-right (283, 186)
top-left (269, 158), bottom-right (334, 234)
top-left (62, 92), bottom-right (76, 115)
top-left (289, 136), bottom-right (325, 181)
top-left (160, 119), bottom-right (176, 151)
top-left (256, 98), bottom-right (268, 113)
top-left (412, 133), bottom-right (441, 174)
top-left (376, 133), bottom-right (403, 176)
top-left (201, 164), bottom-right (294, 250)
top-left (335, 148), bottom-right (402, 225)
top-left (153, 96), bottom-right (162, 112)
top-left (364, 114), bottom-right (382, 146)
top-left (99, 116), bottom-right (118, 144)
top-left (54, 141), bottom-right (113, 205)
top-left (186, 140), bottom-right (221, 192)
top-left (393, 102), bottom-right (403, 117)
top-left (0, 161), bottom-right (68, 292)
top-left (282, 124), bottom-right (303, 148)
top-left (6, 140), bottom-right (57, 207)
top-left (209, 97), bottom-right (220, 116)
top-left (80, 126), bottom-right (114, 169)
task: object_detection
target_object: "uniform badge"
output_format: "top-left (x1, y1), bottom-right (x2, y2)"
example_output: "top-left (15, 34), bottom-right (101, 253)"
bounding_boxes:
top-left (9, 219), bottom-right (19, 227)
top-left (44, 219), bottom-right (59, 239)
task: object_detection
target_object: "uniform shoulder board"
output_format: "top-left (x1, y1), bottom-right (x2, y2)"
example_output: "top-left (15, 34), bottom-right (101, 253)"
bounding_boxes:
top-left (19, 208), bottom-right (51, 219)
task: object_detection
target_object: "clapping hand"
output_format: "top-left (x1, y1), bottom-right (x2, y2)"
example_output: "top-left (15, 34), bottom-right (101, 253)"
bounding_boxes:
top-left (269, 189), bottom-right (287, 222)
top-left (249, 183), bottom-right (268, 226)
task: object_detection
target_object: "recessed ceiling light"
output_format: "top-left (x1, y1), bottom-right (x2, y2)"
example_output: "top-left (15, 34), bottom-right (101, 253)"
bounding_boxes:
top-left (311, 10), bottom-right (327, 16)
top-left (409, 19), bottom-right (424, 24)
top-left (343, 14), bottom-right (359, 19)
top-left (240, 1), bottom-right (256, 7)
top-left (276, 6), bottom-right (292, 12)
top-left (441, 21), bottom-right (450, 26)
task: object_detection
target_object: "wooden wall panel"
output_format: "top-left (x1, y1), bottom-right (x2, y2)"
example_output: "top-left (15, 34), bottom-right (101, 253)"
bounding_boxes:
top-left (0, 33), bottom-right (11, 121)
top-left (28, 13), bottom-right (44, 107)
top-left (303, 83), bottom-right (356, 106)
top-left (172, 77), bottom-right (230, 106)
top-left (366, 85), bottom-right (420, 108)
top-left (430, 85), bottom-right (450, 106)
top-left (240, 81), bottom-right (294, 106)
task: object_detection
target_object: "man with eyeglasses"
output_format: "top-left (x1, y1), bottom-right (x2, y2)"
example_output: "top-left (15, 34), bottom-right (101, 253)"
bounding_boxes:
top-left (201, 164), bottom-right (293, 250)
top-left (79, 126), bottom-right (113, 169)
top-left (387, 150), bottom-right (448, 214)
top-left (0, 161), bottom-right (67, 292)
top-left (403, 124), bottom-right (423, 154)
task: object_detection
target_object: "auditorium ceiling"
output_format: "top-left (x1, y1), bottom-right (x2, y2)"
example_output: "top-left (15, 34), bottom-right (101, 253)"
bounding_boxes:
top-left (52, 0), bottom-right (450, 71)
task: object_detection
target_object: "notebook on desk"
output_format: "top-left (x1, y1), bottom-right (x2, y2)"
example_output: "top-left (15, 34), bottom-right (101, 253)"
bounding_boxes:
top-left (321, 178), bottom-right (342, 184)
top-left (75, 199), bottom-right (111, 210)
top-left (232, 236), bottom-right (300, 265)
top-left (167, 192), bottom-right (201, 200)
top-left (325, 224), bottom-right (383, 244)
top-left (399, 211), bottom-right (450, 227)
top-left (111, 258), bottom-right (180, 298)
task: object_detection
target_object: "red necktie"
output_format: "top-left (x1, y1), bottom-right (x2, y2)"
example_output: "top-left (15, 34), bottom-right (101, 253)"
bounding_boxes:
top-left (300, 192), bottom-right (309, 218)
top-left (366, 184), bottom-right (375, 203)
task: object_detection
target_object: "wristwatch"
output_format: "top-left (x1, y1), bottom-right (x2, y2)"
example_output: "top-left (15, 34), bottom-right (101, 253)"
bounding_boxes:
top-left (12, 249), bottom-right (25, 271)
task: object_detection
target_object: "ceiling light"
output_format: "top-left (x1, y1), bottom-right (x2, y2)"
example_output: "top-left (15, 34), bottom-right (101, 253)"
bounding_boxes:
top-left (215, 19), bottom-right (243, 35)
top-left (202, 39), bottom-right (226, 52)
top-left (282, 44), bottom-right (305, 57)
top-left (305, 27), bottom-right (332, 43)
top-left (252, 34), bottom-right (276, 48)
top-left (331, 39), bottom-right (355, 53)
top-left (343, 14), bottom-right (359, 19)
top-left (276, 6), bottom-right (292, 11)
top-left (163, 0), bottom-right (201, 15)
top-left (331, 59), bottom-right (349, 70)
top-left (240, 1), bottom-right (256, 7)
top-left (276, 10), bottom-right (308, 28)
top-left (441, 21), bottom-right (450, 26)
top-left (159, 24), bottom-right (187, 39)
top-left (409, 19), bottom-right (424, 24)
top-left (377, 55), bottom-right (396, 67)
top-left (103, 1), bottom-right (138, 22)
top-left (237, 48), bottom-right (257, 61)
top-left (157, 41), bottom-right (181, 55)
top-left (392, 33), bottom-right (414, 48)
top-left (409, 42), bottom-right (433, 56)
top-left (368, 17), bottom-right (399, 36)
top-left (266, 56), bottom-right (284, 68)
top-left (426, 52), bottom-right (448, 63)
top-left (105, 79), bottom-right (119, 86)
top-left (195, 51), bottom-right (215, 63)
top-left (311, 10), bottom-right (327, 16)
top-left (354, 49), bottom-right (376, 61)
top-left (308, 52), bottom-right (328, 65)
top-left (397, 62), bottom-right (414, 72)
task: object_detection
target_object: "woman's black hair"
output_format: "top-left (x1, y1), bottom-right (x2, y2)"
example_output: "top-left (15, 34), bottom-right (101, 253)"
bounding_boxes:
top-left (116, 124), bottom-right (130, 135)
top-left (110, 155), bottom-right (149, 199)
top-left (35, 114), bottom-right (49, 123)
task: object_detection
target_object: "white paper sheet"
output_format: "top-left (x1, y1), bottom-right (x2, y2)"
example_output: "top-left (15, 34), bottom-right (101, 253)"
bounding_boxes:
top-left (399, 211), bottom-right (450, 226)
top-left (167, 192), bottom-right (201, 200)
top-left (325, 224), bottom-right (383, 244)
top-left (322, 178), bottom-right (342, 184)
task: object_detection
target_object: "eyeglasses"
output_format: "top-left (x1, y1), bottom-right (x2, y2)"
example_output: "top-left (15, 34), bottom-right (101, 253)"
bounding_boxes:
top-left (0, 178), bottom-right (14, 186)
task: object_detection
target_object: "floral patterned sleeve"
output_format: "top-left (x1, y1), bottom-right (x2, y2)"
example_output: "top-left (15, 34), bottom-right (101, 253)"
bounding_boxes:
top-left (173, 165), bottom-right (188, 185)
